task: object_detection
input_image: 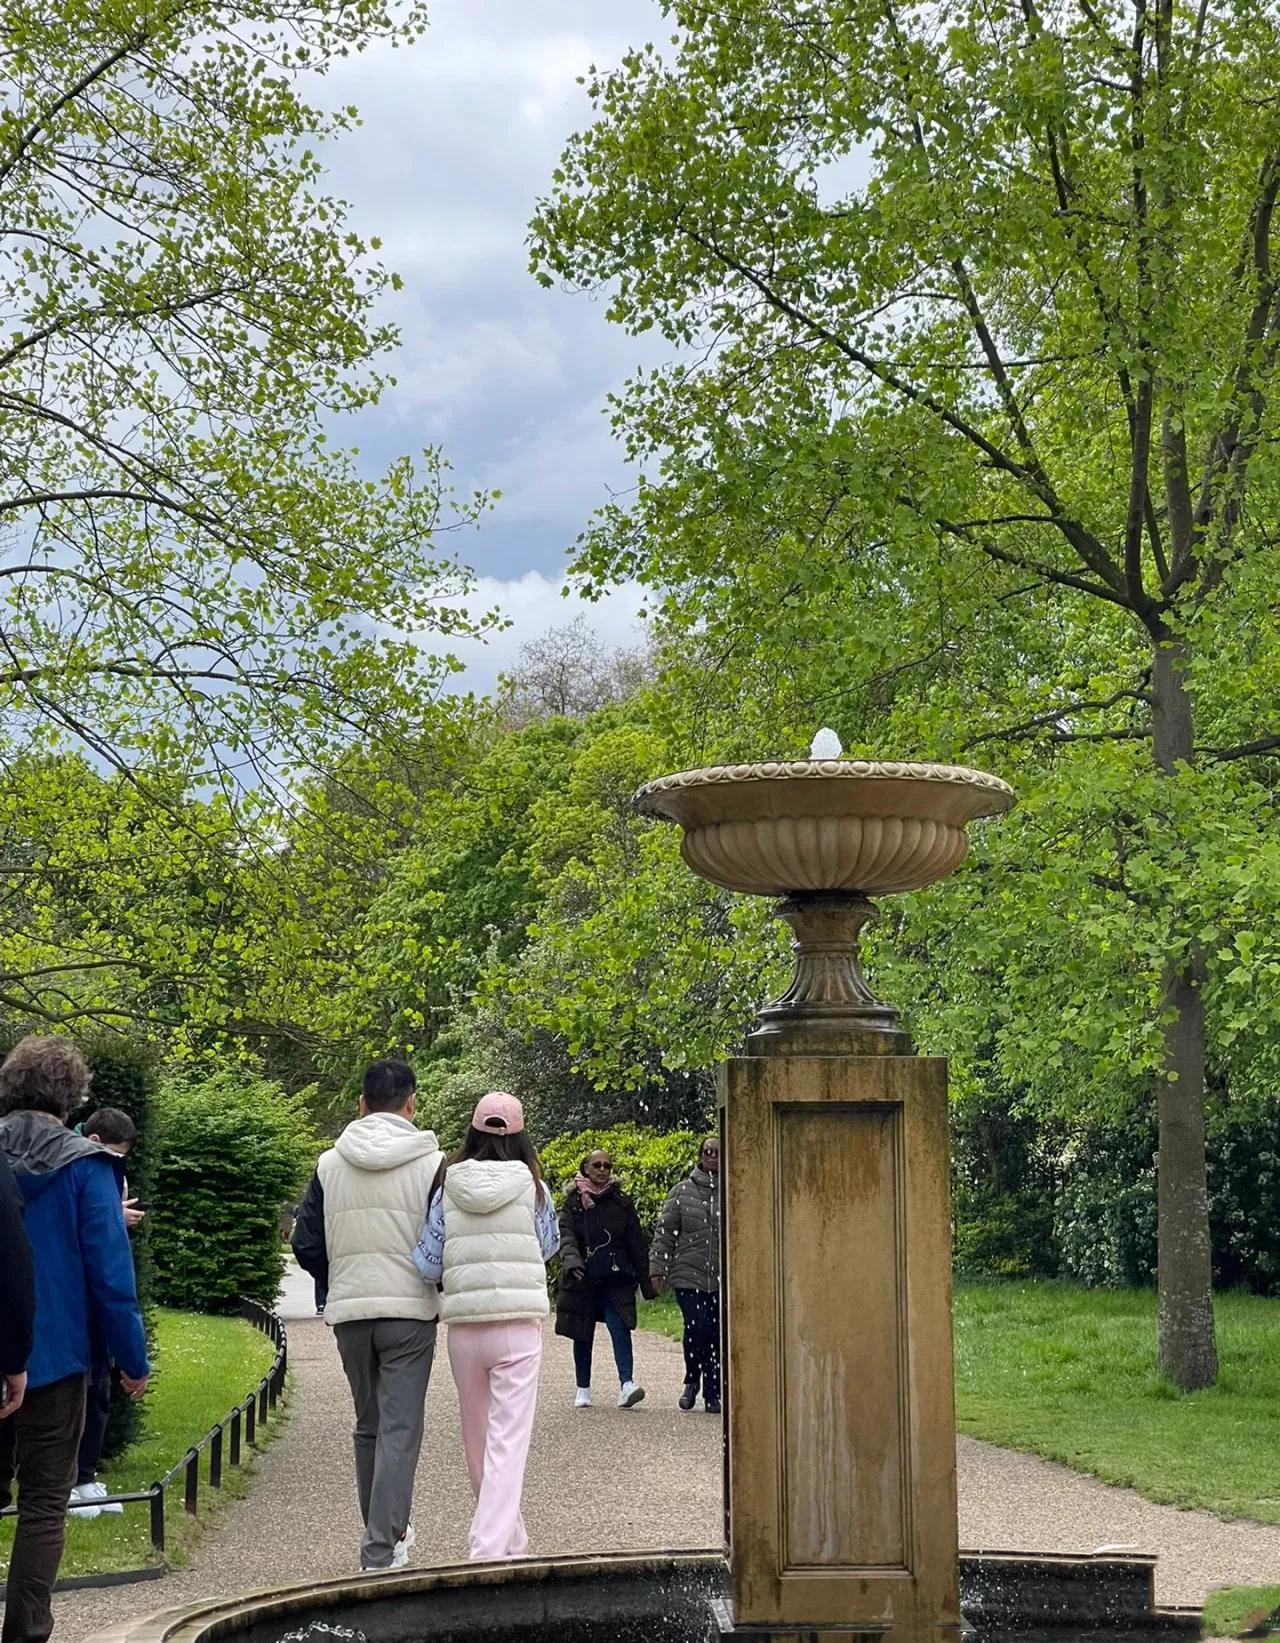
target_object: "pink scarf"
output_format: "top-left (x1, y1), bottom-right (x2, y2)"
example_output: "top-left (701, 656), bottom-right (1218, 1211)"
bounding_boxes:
top-left (574, 1171), bottom-right (615, 1210)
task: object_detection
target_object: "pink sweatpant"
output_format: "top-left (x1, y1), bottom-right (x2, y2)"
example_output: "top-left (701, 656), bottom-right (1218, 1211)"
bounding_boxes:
top-left (446, 1318), bottom-right (543, 1561)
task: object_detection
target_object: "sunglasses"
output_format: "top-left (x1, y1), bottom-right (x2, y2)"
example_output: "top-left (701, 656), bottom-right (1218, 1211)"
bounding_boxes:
top-left (590, 1160), bottom-right (613, 1171)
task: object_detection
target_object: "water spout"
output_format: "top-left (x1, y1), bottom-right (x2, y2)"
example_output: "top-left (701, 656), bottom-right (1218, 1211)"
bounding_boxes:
top-left (809, 726), bottom-right (843, 759)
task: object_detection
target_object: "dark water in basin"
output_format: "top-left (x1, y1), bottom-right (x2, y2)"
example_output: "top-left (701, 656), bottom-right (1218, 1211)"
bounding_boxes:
top-left (227, 1554), bottom-right (1198, 1643)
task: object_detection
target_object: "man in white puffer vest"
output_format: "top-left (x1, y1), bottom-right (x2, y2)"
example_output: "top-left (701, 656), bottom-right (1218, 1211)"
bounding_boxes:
top-left (414, 1092), bottom-right (558, 1561)
top-left (292, 1060), bottom-right (443, 1572)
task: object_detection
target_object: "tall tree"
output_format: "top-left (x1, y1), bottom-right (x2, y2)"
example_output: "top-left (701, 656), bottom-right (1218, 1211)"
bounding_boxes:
top-left (0, 0), bottom-right (489, 818)
top-left (531, 0), bottom-right (1280, 1386)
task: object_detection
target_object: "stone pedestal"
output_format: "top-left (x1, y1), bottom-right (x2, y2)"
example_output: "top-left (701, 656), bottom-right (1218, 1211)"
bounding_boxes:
top-left (718, 1049), bottom-right (961, 1643)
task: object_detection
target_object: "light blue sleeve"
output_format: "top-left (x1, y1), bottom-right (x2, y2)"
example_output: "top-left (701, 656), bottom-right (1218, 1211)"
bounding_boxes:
top-left (413, 1193), bottom-right (446, 1284)
top-left (535, 1185), bottom-right (561, 1262)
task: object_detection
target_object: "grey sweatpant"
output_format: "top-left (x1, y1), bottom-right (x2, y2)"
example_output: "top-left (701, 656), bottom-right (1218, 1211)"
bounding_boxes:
top-left (333, 1317), bottom-right (437, 1569)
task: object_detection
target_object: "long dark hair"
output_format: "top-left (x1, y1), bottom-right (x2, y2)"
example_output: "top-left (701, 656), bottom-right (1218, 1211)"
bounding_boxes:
top-left (448, 1127), bottom-right (544, 1188)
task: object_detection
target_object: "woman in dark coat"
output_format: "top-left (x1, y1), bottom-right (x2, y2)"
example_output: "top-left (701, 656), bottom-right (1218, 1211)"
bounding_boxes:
top-left (555, 1149), bottom-right (652, 1409)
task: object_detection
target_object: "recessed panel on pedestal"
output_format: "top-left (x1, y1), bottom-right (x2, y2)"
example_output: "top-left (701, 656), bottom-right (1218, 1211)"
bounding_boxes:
top-left (778, 1105), bottom-right (908, 1571)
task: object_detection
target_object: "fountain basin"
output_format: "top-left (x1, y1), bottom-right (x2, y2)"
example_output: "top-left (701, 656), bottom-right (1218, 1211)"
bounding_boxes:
top-left (84, 1549), bottom-right (1199, 1643)
top-left (633, 760), bottom-right (1015, 895)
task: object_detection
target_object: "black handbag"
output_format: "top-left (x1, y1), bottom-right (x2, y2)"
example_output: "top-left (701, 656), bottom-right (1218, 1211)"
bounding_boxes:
top-left (584, 1228), bottom-right (632, 1285)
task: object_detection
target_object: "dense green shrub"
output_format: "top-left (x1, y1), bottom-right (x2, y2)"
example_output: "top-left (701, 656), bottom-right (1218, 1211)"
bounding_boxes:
top-left (1047, 1103), bottom-right (1280, 1295)
top-left (540, 1123), bottom-right (705, 1238)
top-left (950, 1091), bottom-right (1060, 1280)
top-left (1207, 1110), bottom-right (1280, 1293)
top-left (149, 1071), bottom-right (317, 1313)
top-left (1056, 1117), bottom-right (1158, 1288)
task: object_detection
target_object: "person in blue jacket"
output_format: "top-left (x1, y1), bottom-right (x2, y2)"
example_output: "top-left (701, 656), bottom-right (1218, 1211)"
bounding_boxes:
top-left (0, 1036), bottom-right (149, 1643)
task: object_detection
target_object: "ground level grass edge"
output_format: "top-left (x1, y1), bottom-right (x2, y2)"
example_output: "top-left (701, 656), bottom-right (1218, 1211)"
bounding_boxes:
top-left (0, 1309), bottom-right (280, 1581)
top-left (643, 1281), bottom-right (1280, 1541)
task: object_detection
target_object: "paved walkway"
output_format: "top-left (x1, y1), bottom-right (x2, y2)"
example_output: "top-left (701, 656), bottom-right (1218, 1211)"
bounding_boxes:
top-left (49, 1268), bottom-right (1280, 1641)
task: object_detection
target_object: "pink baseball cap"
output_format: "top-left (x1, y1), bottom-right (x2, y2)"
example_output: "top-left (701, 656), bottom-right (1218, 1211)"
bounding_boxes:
top-left (471, 1091), bottom-right (525, 1135)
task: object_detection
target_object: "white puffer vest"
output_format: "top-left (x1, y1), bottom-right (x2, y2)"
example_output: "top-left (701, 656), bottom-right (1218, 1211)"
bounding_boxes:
top-left (319, 1113), bottom-right (444, 1326)
top-left (439, 1160), bottom-right (550, 1326)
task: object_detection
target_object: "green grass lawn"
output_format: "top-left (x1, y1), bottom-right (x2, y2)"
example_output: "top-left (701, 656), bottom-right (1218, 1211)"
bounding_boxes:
top-left (0, 1309), bottom-right (279, 1579)
top-left (1201, 1584), bottom-right (1280, 1637)
top-left (641, 1281), bottom-right (1280, 1526)
top-left (637, 1293), bottom-right (684, 1341)
top-left (954, 1283), bottom-right (1280, 1524)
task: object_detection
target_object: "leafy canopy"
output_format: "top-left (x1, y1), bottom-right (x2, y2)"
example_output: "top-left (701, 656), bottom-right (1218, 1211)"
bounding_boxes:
top-left (0, 0), bottom-right (493, 800)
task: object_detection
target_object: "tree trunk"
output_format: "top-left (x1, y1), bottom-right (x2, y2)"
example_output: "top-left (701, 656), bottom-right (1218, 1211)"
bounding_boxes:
top-left (1150, 633), bottom-right (1218, 1391)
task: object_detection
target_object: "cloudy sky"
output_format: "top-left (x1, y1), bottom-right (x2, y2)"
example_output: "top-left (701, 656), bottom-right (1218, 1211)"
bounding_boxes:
top-left (312, 1), bottom-right (671, 692)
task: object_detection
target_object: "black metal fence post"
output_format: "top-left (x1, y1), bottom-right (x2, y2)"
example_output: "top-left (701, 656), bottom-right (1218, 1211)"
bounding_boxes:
top-left (150, 1484), bottom-right (165, 1554)
top-left (39, 1300), bottom-right (287, 1559)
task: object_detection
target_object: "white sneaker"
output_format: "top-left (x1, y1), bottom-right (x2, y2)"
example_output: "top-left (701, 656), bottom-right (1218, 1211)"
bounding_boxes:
top-left (362, 1523), bottom-right (414, 1573)
top-left (574, 1388), bottom-right (592, 1409)
top-left (618, 1381), bottom-right (645, 1409)
top-left (67, 1485), bottom-right (100, 1519)
top-left (85, 1480), bottom-right (122, 1515)
top-left (391, 1522), bottom-right (415, 1568)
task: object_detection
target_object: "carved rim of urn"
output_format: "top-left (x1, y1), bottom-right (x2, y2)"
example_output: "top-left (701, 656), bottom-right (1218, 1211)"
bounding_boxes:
top-left (633, 758), bottom-right (1015, 897)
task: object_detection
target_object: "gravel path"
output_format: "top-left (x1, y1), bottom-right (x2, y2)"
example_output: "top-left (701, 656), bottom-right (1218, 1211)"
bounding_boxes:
top-left (47, 1268), bottom-right (1280, 1642)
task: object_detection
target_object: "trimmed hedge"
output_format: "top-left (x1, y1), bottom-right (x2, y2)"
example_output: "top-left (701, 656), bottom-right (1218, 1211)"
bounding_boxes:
top-left (540, 1123), bottom-right (706, 1237)
top-left (149, 1071), bottom-right (317, 1313)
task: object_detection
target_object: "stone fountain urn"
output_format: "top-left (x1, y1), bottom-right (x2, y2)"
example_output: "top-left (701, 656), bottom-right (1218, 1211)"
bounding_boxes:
top-left (635, 735), bottom-right (1014, 1643)
top-left (634, 736), bottom-right (1015, 1054)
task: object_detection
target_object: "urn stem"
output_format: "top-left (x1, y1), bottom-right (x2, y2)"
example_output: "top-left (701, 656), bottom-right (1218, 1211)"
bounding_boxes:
top-left (747, 892), bottom-right (908, 1055)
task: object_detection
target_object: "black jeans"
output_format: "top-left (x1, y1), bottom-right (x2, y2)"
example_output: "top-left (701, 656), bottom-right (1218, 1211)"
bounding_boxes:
top-left (76, 1367), bottom-right (112, 1486)
top-left (2, 1373), bottom-right (87, 1643)
top-left (675, 1288), bottom-right (721, 1403)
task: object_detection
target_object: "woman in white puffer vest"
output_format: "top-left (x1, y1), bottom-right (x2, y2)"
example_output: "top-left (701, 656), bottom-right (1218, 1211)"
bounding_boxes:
top-left (413, 1092), bottom-right (558, 1561)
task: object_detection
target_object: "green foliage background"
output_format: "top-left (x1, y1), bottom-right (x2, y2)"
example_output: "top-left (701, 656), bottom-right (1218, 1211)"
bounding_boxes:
top-left (540, 1124), bottom-right (702, 1239)
top-left (9, 0), bottom-right (1280, 1358)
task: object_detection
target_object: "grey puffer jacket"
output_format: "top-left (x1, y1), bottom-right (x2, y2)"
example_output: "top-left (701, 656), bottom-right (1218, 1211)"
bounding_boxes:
top-left (649, 1167), bottom-right (720, 1292)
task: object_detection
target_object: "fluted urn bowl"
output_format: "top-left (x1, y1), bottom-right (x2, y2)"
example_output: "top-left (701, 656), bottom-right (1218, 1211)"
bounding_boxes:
top-left (633, 758), bottom-right (1015, 896)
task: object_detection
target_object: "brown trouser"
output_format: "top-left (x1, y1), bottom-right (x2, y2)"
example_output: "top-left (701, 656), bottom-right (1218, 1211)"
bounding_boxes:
top-left (1, 1374), bottom-right (87, 1643)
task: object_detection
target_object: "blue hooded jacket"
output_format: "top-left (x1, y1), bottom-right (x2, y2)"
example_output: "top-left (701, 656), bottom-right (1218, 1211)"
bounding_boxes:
top-left (0, 1110), bottom-right (149, 1390)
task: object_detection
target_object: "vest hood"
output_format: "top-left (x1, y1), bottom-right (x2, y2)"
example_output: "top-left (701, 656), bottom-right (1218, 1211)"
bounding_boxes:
top-left (445, 1158), bottom-right (536, 1215)
top-left (333, 1112), bottom-right (441, 1173)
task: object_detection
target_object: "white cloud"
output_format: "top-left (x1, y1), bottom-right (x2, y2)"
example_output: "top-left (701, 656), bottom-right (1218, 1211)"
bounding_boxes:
top-left (421, 572), bottom-right (650, 698)
top-left (385, 315), bottom-right (567, 421)
top-left (305, 1), bottom-right (672, 581)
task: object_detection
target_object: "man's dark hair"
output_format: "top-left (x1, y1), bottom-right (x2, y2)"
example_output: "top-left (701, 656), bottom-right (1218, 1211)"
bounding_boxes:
top-left (0, 1035), bottom-right (92, 1120)
top-left (361, 1059), bottom-right (416, 1113)
top-left (84, 1107), bottom-right (138, 1148)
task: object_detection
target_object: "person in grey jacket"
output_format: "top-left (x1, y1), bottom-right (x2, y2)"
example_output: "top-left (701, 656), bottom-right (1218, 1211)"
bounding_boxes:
top-left (649, 1137), bottom-right (721, 1413)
